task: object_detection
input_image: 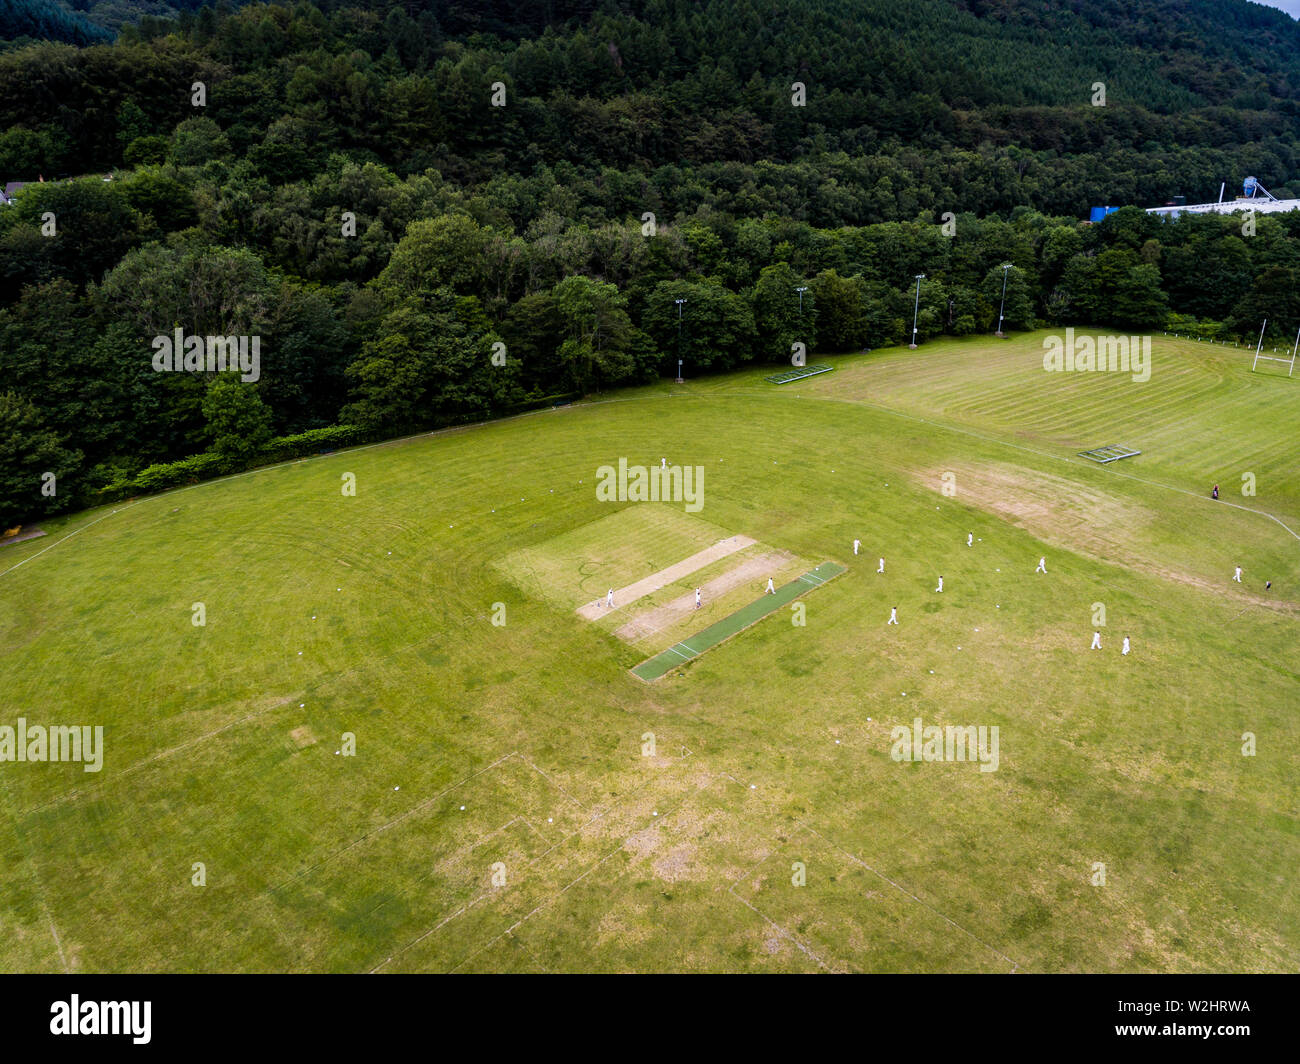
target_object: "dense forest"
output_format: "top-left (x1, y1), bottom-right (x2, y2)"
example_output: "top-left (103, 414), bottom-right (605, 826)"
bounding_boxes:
top-left (1, 0), bottom-right (1299, 528)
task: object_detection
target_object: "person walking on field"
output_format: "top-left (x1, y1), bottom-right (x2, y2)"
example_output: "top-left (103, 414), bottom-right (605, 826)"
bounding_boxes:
top-left (695, 588), bottom-right (702, 609)
top-left (1212, 484), bottom-right (1219, 499)
top-left (967, 533), bottom-right (973, 547)
top-left (1036, 557), bottom-right (1047, 574)
top-left (935, 575), bottom-right (944, 593)
top-left (1233, 566), bottom-right (1242, 583)
top-left (853, 538), bottom-right (860, 556)
top-left (765, 577), bottom-right (775, 594)
top-left (1090, 631), bottom-right (1102, 650)
top-left (877, 557), bottom-right (885, 574)
top-left (1122, 635), bottom-right (1131, 656)
top-left (606, 588), bottom-right (614, 608)
top-left (888, 606), bottom-right (898, 625)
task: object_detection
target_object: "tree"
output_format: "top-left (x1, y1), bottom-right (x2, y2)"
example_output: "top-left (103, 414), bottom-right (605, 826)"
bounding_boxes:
top-left (642, 279), bottom-right (756, 372)
top-left (0, 391), bottom-right (82, 529)
top-left (752, 263), bottom-right (816, 362)
top-left (981, 265), bottom-right (1033, 331)
top-left (551, 275), bottom-right (655, 391)
top-left (809, 269), bottom-right (868, 351)
top-left (342, 291), bottom-right (515, 431)
top-left (201, 375), bottom-right (273, 464)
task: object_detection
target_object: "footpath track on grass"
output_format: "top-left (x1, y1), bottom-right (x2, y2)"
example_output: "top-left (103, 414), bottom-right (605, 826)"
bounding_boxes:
top-left (632, 561), bottom-right (846, 681)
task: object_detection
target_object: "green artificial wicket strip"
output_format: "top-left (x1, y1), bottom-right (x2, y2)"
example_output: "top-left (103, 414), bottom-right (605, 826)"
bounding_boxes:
top-left (631, 561), bottom-right (847, 682)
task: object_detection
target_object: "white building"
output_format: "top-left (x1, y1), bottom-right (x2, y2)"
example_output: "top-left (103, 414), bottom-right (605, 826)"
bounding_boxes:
top-left (1146, 177), bottom-right (1300, 219)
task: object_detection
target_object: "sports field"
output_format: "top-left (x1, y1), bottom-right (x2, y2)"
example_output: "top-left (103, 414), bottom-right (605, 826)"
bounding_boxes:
top-left (0, 331), bottom-right (1296, 973)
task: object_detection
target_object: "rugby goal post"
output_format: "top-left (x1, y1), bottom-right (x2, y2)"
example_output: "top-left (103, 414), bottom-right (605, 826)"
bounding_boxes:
top-left (1250, 319), bottom-right (1297, 377)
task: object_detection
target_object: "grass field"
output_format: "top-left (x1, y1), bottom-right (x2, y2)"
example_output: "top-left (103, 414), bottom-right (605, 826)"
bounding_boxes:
top-left (1, 330), bottom-right (1297, 973)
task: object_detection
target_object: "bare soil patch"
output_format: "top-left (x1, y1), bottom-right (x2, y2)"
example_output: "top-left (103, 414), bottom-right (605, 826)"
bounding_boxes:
top-left (614, 550), bottom-right (795, 642)
top-left (576, 535), bottom-right (755, 620)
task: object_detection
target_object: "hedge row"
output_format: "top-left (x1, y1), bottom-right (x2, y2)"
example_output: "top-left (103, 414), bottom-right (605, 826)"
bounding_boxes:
top-left (91, 393), bottom-right (581, 507)
top-left (95, 424), bottom-right (372, 503)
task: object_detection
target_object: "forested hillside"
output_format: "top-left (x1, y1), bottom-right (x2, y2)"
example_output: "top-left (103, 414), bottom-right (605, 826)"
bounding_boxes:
top-left (0, 0), bottom-right (113, 45)
top-left (1, 0), bottom-right (1298, 528)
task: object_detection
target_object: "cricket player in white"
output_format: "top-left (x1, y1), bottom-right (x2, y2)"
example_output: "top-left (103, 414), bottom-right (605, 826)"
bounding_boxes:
top-left (766, 577), bottom-right (775, 594)
top-left (1233, 566), bottom-right (1242, 582)
top-left (661, 457), bottom-right (666, 469)
top-left (695, 588), bottom-right (701, 609)
top-left (888, 606), bottom-right (898, 625)
top-left (606, 588), bottom-right (614, 608)
top-left (935, 575), bottom-right (943, 593)
top-left (853, 538), bottom-right (860, 555)
top-left (877, 557), bottom-right (885, 574)
top-left (1122, 636), bottom-right (1131, 655)
top-left (1036, 557), bottom-right (1047, 573)
top-left (967, 533), bottom-right (973, 547)
top-left (1090, 631), bottom-right (1102, 650)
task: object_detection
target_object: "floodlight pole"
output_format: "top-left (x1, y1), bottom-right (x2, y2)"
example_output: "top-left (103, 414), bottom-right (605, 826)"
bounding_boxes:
top-left (795, 285), bottom-right (808, 313)
top-left (674, 298), bottom-right (687, 382)
top-left (995, 263), bottom-right (1013, 338)
top-left (909, 274), bottom-right (925, 349)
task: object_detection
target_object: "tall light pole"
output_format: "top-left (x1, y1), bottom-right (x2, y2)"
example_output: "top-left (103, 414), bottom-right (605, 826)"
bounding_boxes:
top-left (674, 298), bottom-right (687, 382)
top-left (995, 262), bottom-right (1013, 338)
top-left (909, 274), bottom-right (925, 349)
top-left (795, 285), bottom-right (808, 313)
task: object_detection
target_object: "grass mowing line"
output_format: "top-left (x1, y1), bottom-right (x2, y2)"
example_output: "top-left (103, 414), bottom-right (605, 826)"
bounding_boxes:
top-left (729, 388), bottom-right (1300, 543)
top-left (444, 768), bottom-right (726, 973)
top-left (631, 562), bottom-right (846, 682)
top-left (798, 820), bottom-right (1022, 973)
top-left (370, 753), bottom-right (704, 972)
top-left (0, 772), bottom-right (70, 972)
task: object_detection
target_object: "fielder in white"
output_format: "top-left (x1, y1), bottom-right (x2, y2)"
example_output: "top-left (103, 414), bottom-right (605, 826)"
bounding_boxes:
top-left (1233, 566), bottom-right (1242, 582)
top-left (1036, 557), bottom-right (1047, 573)
top-left (967, 533), bottom-right (973, 547)
top-left (606, 588), bottom-right (614, 608)
top-left (694, 588), bottom-right (701, 609)
top-left (765, 577), bottom-right (775, 594)
top-left (853, 538), bottom-right (860, 556)
top-left (888, 606), bottom-right (898, 625)
top-left (1090, 631), bottom-right (1102, 650)
top-left (935, 575), bottom-right (944, 593)
top-left (661, 457), bottom-right (666, 469)
top-left (1122, 636), bottom-right (1131, 655)
top-left (877, 557), bottom-right (885, 574)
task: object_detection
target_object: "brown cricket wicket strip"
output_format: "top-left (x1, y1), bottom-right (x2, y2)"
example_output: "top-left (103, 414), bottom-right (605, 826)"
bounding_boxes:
top-left (575, 535), bottom-right (756, 619)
